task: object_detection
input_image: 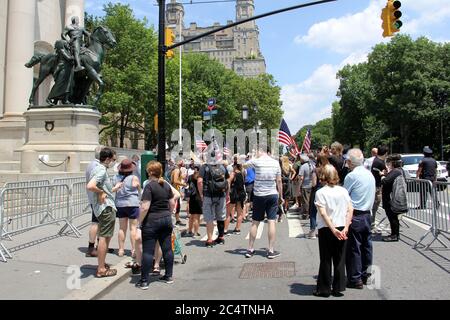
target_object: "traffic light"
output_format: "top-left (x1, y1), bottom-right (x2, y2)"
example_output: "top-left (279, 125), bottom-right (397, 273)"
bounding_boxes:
top-left (381, 0), bottom-right (402, 37)
top-left (165, 27), bottom-right (175, 58)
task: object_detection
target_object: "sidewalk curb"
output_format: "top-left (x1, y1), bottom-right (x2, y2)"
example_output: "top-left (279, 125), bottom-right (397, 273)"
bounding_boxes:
top-left (61, 257), bottom-right (132, 300)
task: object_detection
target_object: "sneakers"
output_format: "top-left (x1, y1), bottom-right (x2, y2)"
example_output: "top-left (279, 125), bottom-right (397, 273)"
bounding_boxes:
top-left (290, 203), bottom-right (299, 210)
top-left (307, 230), bottom-right (317, 239)
top-left (175, 220), bottom-right (185, 226)
top-left (135, 279), bottom-right (149, 290)
top-left (159, 275), bottom-right (174, 284)
top-left (382, 235), bottom-right (399, 242)
top-left (214, 237), bottom-right (225, 245)
top-left (181, 230), bottom-right (194, 238)
top-left (232, 229), bottom-right (241, 235)
top-left (223, 231), bottom-right (230, 237)
top-left (205, 240), bottom-right (215, 248)
top-left (245, 249), bottom-right (255, 258)
top-left (267, 250), bottom-right (281, 259)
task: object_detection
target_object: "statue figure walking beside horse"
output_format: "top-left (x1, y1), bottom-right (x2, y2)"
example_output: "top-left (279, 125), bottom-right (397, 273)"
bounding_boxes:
top-left (26, 17), bottom-right (117, 108)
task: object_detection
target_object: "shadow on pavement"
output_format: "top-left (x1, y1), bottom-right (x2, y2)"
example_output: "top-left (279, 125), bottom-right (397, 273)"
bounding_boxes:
top-left (184, 239), bottom-right (205, 247)
top-left (289, 283), bottom-right (316, 296)
top-left (224, 248), bottom-right (247, 256)
top-left (7, 234), bottom-right (65, 253)
top-left (80, 264), bottom-right (99, 279)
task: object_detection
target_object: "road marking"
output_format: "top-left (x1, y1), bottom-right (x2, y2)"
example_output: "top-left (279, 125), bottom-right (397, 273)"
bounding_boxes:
top-left (287, 212), bottom-right (304, 238)
top-left (245, 221), bottom-right (264, 240)
top-left (201, 226), bottom-right (218, 241)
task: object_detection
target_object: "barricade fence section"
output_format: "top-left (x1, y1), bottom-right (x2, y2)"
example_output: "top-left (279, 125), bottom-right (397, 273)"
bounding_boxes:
top-left (405, 179), bottom-right (435, 226)
top-left (3, 180), bottom-right (51, 189)
top-left (52, 176), bottom-right (85, 187)
top-left (405, 178), bottom-right (450, 249)
top-left (434, 180), bottom-right (449, 235)
top-left (0, 184), bottom-right (81, 262)
top-left (70, 182), bottom-right (91, 220)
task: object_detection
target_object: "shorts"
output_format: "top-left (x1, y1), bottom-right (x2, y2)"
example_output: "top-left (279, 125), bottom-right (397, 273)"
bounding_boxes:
top-left (252, 194), bottom-right (279, 222)
top-left (91, 205), bottom-right (99, 223)
top-left (202, 196), bottom-right (226, 223)
top-left (116, 206), bottom-right (139, 219)
top-left (245, 184), bottom-right (254, 202)
top-left (97, 207), bottom-right (116, 238)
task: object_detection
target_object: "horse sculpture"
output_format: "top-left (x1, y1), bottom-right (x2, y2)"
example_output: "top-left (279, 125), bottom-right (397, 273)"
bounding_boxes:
top-left (26, 26), bottom-right (117, 107)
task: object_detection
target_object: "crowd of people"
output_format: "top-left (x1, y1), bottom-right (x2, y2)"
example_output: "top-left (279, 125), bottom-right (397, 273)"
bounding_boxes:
top-left (83, 141), bottom-right (439, 296)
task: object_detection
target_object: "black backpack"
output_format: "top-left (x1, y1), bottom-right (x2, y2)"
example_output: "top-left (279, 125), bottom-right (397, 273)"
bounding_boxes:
top-left (205, 164), bottom-right (228, 195)
top-left (184, 176), bottom-right (197, 198)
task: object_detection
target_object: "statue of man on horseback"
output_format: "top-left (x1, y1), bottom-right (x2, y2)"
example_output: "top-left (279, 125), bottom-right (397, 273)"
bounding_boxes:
top-left (61, 16), bottom-right (91, 73)
top-left (26, 18), bottom-right (116, 108)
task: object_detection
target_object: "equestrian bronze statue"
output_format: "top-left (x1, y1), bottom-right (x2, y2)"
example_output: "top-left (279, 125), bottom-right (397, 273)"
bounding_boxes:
top-left (26, 22), bottom-right (116, 108)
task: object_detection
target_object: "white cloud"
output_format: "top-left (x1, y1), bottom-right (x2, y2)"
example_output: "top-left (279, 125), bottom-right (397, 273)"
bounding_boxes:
top-left (281, 52), bottom-right (371, 133)
top-left (295, 0), bottom-right (450, 54)
top-left (295, 0), bottom-right (386, 54)
top-left (401, 0), bottom-right (450, 34)
top-left (281, 64), bottom-right (340, 133)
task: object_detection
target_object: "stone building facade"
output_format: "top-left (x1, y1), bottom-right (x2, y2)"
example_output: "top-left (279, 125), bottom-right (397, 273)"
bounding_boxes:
top-left (166, 0), bottom-right (266, 78)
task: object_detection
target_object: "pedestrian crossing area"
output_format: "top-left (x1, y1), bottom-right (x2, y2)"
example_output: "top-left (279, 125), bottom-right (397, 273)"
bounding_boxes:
top-left (198, 211), bottom-right (307, 241)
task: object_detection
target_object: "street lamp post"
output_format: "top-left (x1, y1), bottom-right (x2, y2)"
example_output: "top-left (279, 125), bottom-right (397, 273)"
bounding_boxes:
top-left (178, 12), bottom-right (183, 150)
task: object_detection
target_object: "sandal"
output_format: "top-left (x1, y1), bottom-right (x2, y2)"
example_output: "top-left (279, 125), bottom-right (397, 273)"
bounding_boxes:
top-left (151, 268), bottom-right (161, 276)
top-left (118, 250), bottom-right (125, 257)
top-left (96, 268), bottom-right (117, 278)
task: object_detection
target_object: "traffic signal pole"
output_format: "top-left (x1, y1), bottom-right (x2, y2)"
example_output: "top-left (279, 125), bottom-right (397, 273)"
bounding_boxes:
top-left (156, 0), bottom-right (338, 168)
top-left (157, 0), bottom-right (167, 167)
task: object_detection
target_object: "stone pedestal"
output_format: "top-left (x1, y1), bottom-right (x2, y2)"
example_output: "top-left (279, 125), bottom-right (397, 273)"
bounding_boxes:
top-left (19, 106), bottom-right (101, 172)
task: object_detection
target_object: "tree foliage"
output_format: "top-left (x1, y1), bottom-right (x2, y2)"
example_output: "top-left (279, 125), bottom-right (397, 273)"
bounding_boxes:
top-left (333, 35), bottom-right (449, 158)
top-left (86, 4), bottom-right (283, 150)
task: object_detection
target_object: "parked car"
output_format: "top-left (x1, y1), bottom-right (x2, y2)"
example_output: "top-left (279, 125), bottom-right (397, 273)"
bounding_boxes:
top-left (438, 161), bottom-right (449, 178)
top-left (401, 154), bottom-right (448, 179)
top-left (402, 154), bottom-right (448, 192)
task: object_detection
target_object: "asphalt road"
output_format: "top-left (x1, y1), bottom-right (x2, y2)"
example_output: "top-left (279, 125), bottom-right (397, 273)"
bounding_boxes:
top-left (98, 206), bottom-right (450, 300)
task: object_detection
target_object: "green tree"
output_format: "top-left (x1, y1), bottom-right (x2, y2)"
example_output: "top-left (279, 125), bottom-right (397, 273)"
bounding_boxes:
top-left (88, 3), bottom-right (158, 148)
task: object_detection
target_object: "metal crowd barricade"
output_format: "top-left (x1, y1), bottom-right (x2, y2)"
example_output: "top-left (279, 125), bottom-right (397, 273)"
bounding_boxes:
top-left (0, 184), bottom-right (81, 262)
top-left (405, 178), bottom-right (450, 249)
top-left (69, 181), bottom-right (91, 220)
top-left (429, 180), bottom-right (450, 248)
top-left (52, 176), bottom-right (85, 187)
top-left (3, 180), bottom-right (51, 189)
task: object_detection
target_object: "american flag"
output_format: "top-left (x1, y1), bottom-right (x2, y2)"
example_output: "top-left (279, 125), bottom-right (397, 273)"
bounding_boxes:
top-left (278, 119), bottom-right (300, 157)
top-left (301, 129), bottom-right (312, 154)
top-left (223, 143), bottom-right (231, 157)
top-left (195, 136), bottom-right (207, 152)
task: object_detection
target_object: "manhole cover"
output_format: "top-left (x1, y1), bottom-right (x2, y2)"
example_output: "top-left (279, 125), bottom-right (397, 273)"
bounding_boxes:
top-left (239, 261), bottom-right (295, 279)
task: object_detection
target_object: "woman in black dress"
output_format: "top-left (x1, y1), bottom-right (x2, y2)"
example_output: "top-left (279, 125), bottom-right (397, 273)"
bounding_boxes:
top-left (228, 164), bottom-right (246, 234)
top-left (187, 168), bottom-right (202, 237)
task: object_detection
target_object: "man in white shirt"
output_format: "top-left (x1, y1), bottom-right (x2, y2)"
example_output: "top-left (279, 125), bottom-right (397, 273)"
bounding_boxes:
top-left (363, 148), bottom-right (378, 170)
top-left (243, 148), bottom-right (283, 259)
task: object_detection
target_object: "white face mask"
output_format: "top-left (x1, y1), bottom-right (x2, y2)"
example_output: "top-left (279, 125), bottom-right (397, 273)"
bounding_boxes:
top-left (106, 158), bottom-right (116, 168)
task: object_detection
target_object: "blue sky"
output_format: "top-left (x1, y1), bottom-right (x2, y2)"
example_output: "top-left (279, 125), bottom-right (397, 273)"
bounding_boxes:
top-left (85, 0), bottom-right (450, 134)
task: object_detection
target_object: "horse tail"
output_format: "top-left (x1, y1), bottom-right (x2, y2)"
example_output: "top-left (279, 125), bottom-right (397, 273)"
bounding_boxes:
top-left (24, 53), bottom-right (46, 68)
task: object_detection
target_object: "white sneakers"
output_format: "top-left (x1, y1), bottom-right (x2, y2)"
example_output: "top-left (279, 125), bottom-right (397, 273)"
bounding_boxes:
top-left (307, 230), bottom-right (317, 239)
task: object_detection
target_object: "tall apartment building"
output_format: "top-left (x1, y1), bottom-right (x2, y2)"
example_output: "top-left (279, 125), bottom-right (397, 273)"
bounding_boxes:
top-left (166, 0), bottom-right (266, 78)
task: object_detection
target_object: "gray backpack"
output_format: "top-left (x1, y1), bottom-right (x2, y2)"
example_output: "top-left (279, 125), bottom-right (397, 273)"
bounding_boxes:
top-left (391, 169), bottom-right (408, 214)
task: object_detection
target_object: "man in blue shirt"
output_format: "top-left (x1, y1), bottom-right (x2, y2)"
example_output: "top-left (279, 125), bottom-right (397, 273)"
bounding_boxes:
top-left (344, 148), bottom-right (376, 289)
top-left (243, 153), bottom-right (255, 221)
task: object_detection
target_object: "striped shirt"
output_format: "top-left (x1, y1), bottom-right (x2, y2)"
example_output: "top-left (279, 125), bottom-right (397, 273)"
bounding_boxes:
top-left (246, 155), bottom-right (281, 197)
